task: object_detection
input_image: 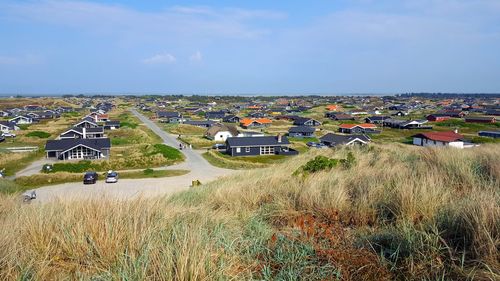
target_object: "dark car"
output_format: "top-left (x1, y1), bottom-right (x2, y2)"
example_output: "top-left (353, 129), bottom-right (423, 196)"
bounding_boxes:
top-left (212, 143), bottom-right (226, 150)
top-left (83, 171), bottom-right (98, 184)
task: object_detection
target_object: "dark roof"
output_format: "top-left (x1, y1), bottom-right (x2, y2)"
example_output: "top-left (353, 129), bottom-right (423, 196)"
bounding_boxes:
top-left (289, 126), bottom-right (315, 133)
top-left (45, 138), bottom-right (111, 151)
top-left (184, 120), bottom-right (216, 126)
top-left (365, 116), bottom-right (390, 121)
top-left (293, 117), bottom-right (319, 125)
top-left (105, 121), bottom-right (120, 125)
top-left (157, 111), bottom-right (180, 118)
top-left (226, 136), bottom-right (290, 147)
top-left (319, 133), bottom-right (370, 146)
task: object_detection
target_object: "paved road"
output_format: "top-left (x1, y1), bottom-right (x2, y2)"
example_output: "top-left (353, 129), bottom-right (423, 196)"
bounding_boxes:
top-left (29, 109), bottom-right (236, 203)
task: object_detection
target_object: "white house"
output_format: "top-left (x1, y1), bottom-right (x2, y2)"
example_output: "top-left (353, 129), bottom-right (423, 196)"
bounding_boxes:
top-left (411, 131), bottom-right (476, 149)
top-left (205, 124), bottom-right (238, 142)
top-left (9, 115), bottom-right (33, 124)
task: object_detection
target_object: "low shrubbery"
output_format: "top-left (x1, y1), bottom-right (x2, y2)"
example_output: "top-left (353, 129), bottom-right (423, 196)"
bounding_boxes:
top-left (25, 131), bottom-right (51, 138)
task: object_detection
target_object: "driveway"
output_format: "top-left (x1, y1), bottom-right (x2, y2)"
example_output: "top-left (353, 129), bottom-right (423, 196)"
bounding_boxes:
top-left (30, 109), bottom-right (236, 203)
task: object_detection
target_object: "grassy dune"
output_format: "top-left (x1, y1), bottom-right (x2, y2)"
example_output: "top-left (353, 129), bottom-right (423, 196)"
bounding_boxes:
top-left (0, 144), bottom-right (499, 280)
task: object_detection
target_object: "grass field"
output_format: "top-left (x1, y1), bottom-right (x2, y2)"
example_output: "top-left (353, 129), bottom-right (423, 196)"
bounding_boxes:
top-left (0, 144), bottom-right (498, 280)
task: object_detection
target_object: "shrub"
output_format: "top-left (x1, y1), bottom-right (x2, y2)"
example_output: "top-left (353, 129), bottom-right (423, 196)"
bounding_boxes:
top-left (26, 131), bottom-right (51, 138)
top-left (150, 144), bottom-right (183, 160)
top-left (143, 168), bottom-right (154, 175)
top-left (297, 156), bottom-right (339, 174)
top-left (121, 121), bottom-right (138, 129)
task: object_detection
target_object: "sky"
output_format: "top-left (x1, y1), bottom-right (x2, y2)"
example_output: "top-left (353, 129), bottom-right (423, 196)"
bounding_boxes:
top-left (0, 0), bottom-right (500, 95)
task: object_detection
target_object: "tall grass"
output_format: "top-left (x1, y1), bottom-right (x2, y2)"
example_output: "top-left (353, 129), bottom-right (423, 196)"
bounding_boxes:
top-left (0, 144), bottom-right (498, 280)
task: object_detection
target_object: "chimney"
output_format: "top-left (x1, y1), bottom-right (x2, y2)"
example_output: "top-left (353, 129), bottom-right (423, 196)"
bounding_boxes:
top-left (277, 133), bottom-right (282, 143)
top-left (83, 127), bottom-right (87, 139)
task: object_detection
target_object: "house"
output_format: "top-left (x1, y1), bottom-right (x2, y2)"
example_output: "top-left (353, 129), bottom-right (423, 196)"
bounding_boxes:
top-left (205, 124), bottom-right (239, 142)
top-left (184, 120), bottom-right (217, 128)
top-left (205, 111), bottom-right (226, 120)
top-left (411, 131), bottom-right (474, 149)
top-left (225, 135), bottom-right (298, 157)
top-left (75, 118), bottom-right (100, 128)
top-left (338, 124), bottom-right (379, 134)
top-left (478, 131), bottom-right (500, 138)
top-left (465, 116), bottom-right (496, 123)
top-left (104, 121), bottom-right (121, 130)
top-left (440, 110), bottom-right (466, 118)
top-left (0, 121), bottom-right (19, 133)
top-left (293, 117), bottom-right (321, 126)
top-left (288, 126), bottom-right (315, 138)
top-left (58, 127), bottom-right (105, 139)
top-left (349, 110), bottom-right (368, 116)
top-left (240, 118), bottom-right (272, 129)
top-left (365, 116), bottom-right (391, 124)
top-left (383, 119), bottom-right (431, 129)
top-left (326, 113), bottom-right (355, 121)
top-left (157, 111), bottom-right (183, 123)
top-left (222, 115), bottom-right (240, 123)
top-left (325, 105), bottom-right (340, 111)
top-left (392, 110), bottom-right (409, 116)
top-left (9, 115), bottom-right (32, 124)
top-left (0, 110), bottom-right (9, 117)
top-left (237, 131), bottom-right (265, 138)
top-left (319, 133), bottom-right (371, 147)
top-left (45, 138), bottom-right (111, 160)
top-left (426, 114), bottom-right (451, 122)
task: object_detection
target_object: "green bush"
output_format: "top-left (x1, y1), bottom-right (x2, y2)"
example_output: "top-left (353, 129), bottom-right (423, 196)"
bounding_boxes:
top-left (143, 168), bottom-right (154, 175)
top-left (121, 121), bottom-right (138, 129)
top-left (300, 156), bottom-right (339, 173)
top-left (26, 131), bottom-right (51, 138)
top-left (149, 144), bottom-right (183, 160)
top-left (49, 160), bottom-right (93, 173)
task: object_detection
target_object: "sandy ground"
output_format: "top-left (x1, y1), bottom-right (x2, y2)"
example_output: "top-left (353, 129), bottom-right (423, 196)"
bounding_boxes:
top-left (26, 109), bottom-right (236, 203)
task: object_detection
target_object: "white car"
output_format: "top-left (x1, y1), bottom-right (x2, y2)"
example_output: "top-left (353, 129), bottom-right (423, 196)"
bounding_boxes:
top-left (105, 171), bottom-right (119, 183)
top-left (2, 132), bottom-right (16, 138)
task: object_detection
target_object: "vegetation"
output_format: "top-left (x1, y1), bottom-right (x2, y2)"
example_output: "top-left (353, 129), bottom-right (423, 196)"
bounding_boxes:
top-left (9, 169), bottom-right (189, 190)
top-left (25, 131), bottom-right (51, 138)
top-left (202, 150), bottom-right (288, 169)
top-left (43, 144), bottom-right (184, 173)
top-left (0, 141), bottom-right (499, 279)
top-left (0, 150), bottom-right (44, 176)
top-left (165, 124), bottom-right (207, 135)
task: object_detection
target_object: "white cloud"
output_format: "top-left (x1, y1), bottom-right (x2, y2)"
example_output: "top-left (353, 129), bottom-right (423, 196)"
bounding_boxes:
top-left (189, 51), bottom-right (202, 62)
top-left (142, 53), bottom-right (176, 64)
top-left (1, 1), bottom-right (283, 40)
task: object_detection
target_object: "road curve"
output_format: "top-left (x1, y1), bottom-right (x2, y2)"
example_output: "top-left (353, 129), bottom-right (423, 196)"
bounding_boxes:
top-left (30, 109), bottom-right (236, 203)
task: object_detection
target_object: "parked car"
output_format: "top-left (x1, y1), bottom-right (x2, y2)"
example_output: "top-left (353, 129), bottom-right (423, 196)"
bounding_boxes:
top-left (83, 171), bottom-right (98, 184)
top-left (212, 143), bottom-right (226, 150)
top-left (105, 171), bottom-right (119, 183)
top-left (0, 135), bottom-right (4, 143)
top-left (306, 142), bottom-right (327, 149)
top-left (1, 132), bottom-right (16, 138)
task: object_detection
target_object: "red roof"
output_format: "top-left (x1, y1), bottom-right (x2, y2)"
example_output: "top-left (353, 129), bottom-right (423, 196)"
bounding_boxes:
top-left (339, 123), bottom-right (377, 129)
top-left (414, 131), bottom-right (463, 142)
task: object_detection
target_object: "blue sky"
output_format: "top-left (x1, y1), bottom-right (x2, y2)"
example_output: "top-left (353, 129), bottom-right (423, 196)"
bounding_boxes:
top-left (1, 0), bottom-right (499, 94)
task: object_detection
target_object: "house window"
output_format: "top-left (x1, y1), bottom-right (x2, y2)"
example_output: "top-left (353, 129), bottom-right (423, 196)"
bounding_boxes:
top-left (245, 147), bottom-right (250, 153)
top-left (236, 147), bottom-right (241, 153)
top-left (260, 146), bottom-right (275, 155)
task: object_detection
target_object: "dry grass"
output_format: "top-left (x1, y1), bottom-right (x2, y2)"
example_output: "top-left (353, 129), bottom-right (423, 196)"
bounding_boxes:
top-left (0, 144), bottom-right (499, 280)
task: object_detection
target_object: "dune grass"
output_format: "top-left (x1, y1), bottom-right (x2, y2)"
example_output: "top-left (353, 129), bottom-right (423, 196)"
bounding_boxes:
top-left (0, 144), bottom-right (498, 280)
